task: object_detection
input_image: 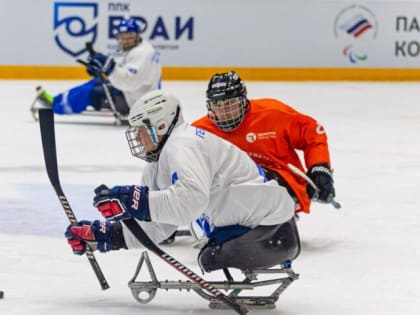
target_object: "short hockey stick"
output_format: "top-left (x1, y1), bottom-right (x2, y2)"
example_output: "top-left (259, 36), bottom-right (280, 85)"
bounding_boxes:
top-left (75, 57), bottom-right (122, 125)
top-left (122, 219), bottom-right (248, 315)
top-left (287, 163), bottom-right (342, 209)
top-left (38, 108), bottom-right (110, 290)
top-left (83, 42), bottom-right (122, 125)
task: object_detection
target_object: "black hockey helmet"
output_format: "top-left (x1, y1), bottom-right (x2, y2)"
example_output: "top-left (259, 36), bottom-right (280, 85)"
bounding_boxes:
top-left (206, 71), bottom-right (247, 102)
top-left (206, 71), bottom-right (249, 131)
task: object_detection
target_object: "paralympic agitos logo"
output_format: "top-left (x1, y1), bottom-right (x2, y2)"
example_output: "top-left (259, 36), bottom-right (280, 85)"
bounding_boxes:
top-left (333, 5), bottom-right (378, 64)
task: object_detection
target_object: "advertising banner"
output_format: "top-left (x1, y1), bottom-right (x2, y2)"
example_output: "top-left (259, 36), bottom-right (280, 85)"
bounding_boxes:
top-left (2, 1), bottom-right (420, 79)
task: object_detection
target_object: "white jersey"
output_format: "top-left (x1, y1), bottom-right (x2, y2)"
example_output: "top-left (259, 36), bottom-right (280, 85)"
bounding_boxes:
top-left (108, 40), bottom-right (161, 107)
top-left (122, 120), bottom-right (295, 248)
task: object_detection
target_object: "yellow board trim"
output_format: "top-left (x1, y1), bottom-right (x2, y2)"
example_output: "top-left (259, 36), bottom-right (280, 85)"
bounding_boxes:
top-left (1, 65), bottom-right (420, 81)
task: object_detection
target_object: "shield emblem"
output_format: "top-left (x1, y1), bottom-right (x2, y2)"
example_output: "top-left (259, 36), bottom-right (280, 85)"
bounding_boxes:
top-left (54, 2), bottom-right (98, 57)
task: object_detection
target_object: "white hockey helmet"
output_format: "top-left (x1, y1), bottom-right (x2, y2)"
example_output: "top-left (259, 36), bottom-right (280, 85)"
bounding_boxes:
top-left (126, 89), bottom-right (181, 162)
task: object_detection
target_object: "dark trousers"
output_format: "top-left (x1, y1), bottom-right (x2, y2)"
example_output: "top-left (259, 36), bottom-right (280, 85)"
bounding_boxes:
top-left (90, 82), bottom-right (130, 114)
top-left (198, 218), bottom-right (301, 272)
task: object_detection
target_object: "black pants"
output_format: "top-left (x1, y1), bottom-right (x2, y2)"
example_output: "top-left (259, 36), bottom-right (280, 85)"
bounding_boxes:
top-left (198, 218), bottom-right (301, 272)
top-left (89, 83), bottom-right (130, 114)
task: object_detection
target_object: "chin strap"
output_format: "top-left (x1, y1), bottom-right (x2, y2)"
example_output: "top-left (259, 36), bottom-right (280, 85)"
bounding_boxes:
top-left (146, 106), bottom-right (181, 162)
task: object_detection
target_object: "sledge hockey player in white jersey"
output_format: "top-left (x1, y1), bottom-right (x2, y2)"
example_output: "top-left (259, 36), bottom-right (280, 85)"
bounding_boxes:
top-left (31, 18), bottom-right (161, 119)
top-left (64, 89), bottom-right (301, 273)
top-left (104, 18), bottom-right (161, 107)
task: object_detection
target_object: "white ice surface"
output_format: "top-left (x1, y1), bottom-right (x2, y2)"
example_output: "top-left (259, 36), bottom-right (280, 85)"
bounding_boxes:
top-left (0, 80), bottom-right (419, 315)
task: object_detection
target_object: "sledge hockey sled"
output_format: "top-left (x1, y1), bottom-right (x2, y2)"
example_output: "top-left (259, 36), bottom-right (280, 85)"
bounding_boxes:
top-left (30, 88), bottom-right (129, 126)
top-left (128, 251), bottom-right (299, 310)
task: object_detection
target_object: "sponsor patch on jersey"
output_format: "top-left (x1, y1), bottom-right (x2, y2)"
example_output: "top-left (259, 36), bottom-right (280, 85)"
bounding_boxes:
top-left (316, 122), bottom-right (326, 134)
top-left (246, 131), bottom-right (277, 142)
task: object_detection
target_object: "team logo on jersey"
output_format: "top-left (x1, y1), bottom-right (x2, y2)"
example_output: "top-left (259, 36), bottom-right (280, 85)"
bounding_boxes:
top-left (195, 128), bottom-right (206, 139)
top-left (334, 5), bottom-right (378, 64)
top-left (246, 132), bottom-right (257, 143)
top-left (53, 2), bottom-right (98, 57)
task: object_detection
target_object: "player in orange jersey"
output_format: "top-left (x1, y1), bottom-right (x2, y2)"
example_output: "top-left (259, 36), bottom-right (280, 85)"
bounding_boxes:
top-left (192, 71), bottom-right (336, 214)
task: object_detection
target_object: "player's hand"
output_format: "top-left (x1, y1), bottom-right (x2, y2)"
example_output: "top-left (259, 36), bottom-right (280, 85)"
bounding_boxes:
top-left (306, 163), bottom-right (335, 203)
top-left (93, 184), bottom-right (151, 221)
top-left (86, 53), bottom-right (115, 77)
top-left (65, 220), bottom-right (113, 255)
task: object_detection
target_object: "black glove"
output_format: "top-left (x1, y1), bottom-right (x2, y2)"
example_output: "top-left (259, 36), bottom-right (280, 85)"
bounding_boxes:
top-left (86, 53), bottom-right (116, 77)
top-left (306, 163), bottom-right (335, 203)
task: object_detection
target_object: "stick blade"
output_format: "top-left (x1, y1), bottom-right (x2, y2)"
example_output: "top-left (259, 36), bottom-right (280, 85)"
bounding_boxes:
top-left (39, 109), bottom-right (60, 188)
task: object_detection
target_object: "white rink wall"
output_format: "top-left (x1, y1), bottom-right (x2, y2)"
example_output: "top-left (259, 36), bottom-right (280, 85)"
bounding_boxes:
top-left (3, 0), bottom-right (420, 68)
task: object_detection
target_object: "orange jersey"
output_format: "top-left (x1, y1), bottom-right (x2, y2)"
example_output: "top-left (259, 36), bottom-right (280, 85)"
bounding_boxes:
top-left (192, 98), bottom-right (331, 213)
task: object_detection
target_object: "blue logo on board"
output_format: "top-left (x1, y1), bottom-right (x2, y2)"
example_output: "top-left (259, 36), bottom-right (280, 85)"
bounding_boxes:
top-left (53, 2), bottom-right (98, 57)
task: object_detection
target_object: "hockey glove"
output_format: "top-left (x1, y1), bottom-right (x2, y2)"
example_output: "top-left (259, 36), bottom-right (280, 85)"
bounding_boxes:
top-left (93, 184), bottom-right (151, 222)
top-left (306, 163), bottom-right (335, 203)
top-left (86, 53), bottom-right (116, 77)
top-left (65, 220), bottom-right (114, 255)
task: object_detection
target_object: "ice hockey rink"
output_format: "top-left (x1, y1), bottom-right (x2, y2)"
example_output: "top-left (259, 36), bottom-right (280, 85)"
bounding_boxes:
top-left (1, 79), bottom-right (419, 315)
